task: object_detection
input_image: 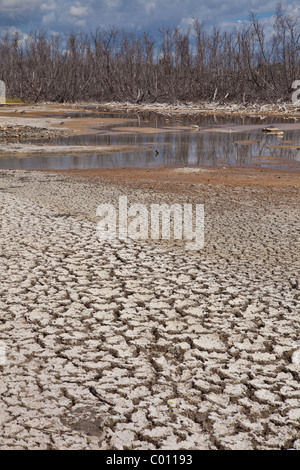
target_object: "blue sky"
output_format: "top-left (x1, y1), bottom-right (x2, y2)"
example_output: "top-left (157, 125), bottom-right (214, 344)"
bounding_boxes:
top-left (0, 0), bottom-right (299, 36)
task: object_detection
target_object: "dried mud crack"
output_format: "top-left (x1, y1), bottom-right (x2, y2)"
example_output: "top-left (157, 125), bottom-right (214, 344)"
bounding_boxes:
top-left (0, 168), bottom-right (299, 450)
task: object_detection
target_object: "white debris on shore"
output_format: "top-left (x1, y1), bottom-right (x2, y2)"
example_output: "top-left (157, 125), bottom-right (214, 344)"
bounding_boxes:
top-left (174, 168), bottom-right (212, 173)
top-left (101, 100), bottom-right (300, 118)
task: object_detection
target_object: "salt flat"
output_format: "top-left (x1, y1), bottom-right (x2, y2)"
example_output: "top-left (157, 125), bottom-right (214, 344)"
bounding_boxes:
top-left (0, 167), bottom-right (299, 450)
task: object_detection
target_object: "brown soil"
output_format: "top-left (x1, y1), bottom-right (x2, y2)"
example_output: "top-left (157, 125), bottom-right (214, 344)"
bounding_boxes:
top-left (43, 165), bottom-right (300, 194)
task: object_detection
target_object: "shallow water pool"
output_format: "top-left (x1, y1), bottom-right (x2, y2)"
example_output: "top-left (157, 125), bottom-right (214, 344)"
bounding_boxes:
top-left (0, 110), bottom-right (299, 171)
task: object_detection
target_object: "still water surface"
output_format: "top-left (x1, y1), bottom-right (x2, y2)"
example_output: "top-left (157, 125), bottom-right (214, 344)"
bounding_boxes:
top-left (0, 109), bottom-right (299, 171)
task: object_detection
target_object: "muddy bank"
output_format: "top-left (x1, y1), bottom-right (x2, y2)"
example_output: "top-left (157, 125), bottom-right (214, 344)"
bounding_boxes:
top-left (45, 165), bottom-right (300, 191)
top-left (0, 103), bottom-right (137, 144)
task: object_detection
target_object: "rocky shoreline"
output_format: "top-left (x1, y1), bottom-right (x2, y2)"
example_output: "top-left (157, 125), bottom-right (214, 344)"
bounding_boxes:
top-left (0, 124), bottom-right (68, 143)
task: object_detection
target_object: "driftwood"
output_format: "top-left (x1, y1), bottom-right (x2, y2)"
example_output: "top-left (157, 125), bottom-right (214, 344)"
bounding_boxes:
top-left (98, 100), bottom-right (300, 119)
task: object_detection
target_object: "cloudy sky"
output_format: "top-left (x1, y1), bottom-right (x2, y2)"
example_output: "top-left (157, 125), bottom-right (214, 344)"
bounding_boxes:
top-left (0, 0), bottom-right (299, 36)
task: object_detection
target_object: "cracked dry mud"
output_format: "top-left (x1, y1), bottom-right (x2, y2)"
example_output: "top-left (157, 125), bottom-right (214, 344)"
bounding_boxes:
top-left (0, 168), bottom-right (299, 450)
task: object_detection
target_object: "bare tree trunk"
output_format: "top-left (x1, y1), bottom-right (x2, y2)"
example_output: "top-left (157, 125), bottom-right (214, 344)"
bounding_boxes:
top-left (0, 11), bottom-right (299, 105)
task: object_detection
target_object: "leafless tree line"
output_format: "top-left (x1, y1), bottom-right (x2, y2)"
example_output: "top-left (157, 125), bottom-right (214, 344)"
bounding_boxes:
top-left (0, 5), bottom-right (299, 104)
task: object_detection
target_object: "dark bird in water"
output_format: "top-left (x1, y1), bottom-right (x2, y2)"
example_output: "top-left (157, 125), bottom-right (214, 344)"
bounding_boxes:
top-left (155, 148), bottom-right (159, 157)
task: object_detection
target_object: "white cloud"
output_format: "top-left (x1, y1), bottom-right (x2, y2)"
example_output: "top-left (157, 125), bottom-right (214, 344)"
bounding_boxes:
top-left (73, 19), bottom-right (87, 26)
top-left (0, 0), bottom-right (40, 12)
top-left (105, 0), bottom-right (122, 7)
top-left (69, 2), bottom-right (89, 18)
top-left (42, 11), bottom-right (56, 24)
top-left (40, 2), bottom-right (57, 11)
top-left (180, 17), bottom-right (195, 30)
top-left (146, 2), bottom-right (155, 15)
top-left (137, 0), bottom-right (156, 15)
